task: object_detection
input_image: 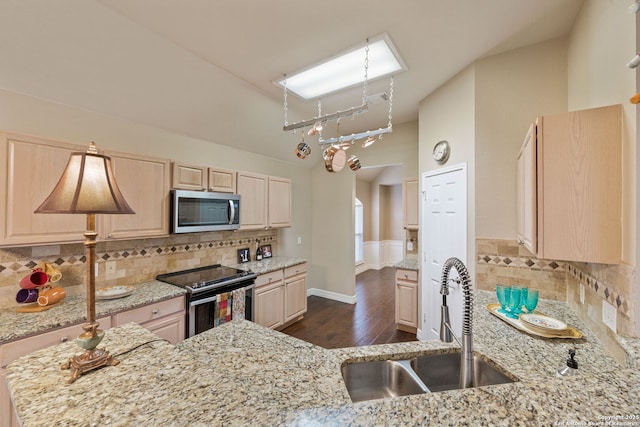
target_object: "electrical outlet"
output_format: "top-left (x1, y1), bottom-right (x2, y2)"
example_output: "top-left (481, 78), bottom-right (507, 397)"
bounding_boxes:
top-left (579, 283), bottom-right (585, 304)
top-left (297, 236), bottom-right (302, 245)
top-left (106, 261), bottom-right (116, 277)
top-left (602, 300), bottom-right (617, 333)
top-left (95, 262), bottom-right (99, 277)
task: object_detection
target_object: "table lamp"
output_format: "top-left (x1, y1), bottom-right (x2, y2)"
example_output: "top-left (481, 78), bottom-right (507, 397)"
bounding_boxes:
top-left (35, 142), bottom-right (134, 383)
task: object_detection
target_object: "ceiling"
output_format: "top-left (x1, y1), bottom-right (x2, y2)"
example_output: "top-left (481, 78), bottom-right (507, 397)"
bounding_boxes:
top-left (0, 0), bottom-right (583, 166)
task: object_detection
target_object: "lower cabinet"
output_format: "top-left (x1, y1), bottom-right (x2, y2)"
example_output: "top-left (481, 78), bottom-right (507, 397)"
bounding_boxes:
top-left (255, 263), bottom-right (307, 330)
top-left (0, 295), bottom-right (185, 427)
top-left (395, 268), bottom-right (418, 334)
top-left (112, 296), bottom-right (185, 345)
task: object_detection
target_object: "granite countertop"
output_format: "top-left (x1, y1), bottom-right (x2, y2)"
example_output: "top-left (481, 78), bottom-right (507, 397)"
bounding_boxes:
top-left (394, 258), bottom-right (419, 270)
top-left (229, 255), bottom-right (307, 275)
top-left (7, 290), bottom-right (640, 426)
top-left (0, 281), bottom-right (185, 344)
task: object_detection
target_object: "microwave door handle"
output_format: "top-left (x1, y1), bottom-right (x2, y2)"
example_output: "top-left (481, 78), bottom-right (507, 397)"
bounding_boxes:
top-left (228, 200), bottom-right (235, 225)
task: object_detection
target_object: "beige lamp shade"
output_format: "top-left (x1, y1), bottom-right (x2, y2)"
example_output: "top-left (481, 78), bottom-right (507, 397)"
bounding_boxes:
top-left (35, 144), bottom-right (135, 215)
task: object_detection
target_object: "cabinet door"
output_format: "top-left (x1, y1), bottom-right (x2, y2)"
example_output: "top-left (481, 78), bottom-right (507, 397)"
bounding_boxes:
top-left (1, 368), bottom-right (18, 427)
top-left (395, 280), bottom-right (417, 330)
top-left (0, 133), bottom-right (87, 246)
top-left (284, 274), bottom-right (307, 323)
top-left (237, 172), bottom-right (268, 230)
top-left (208, 167), bottom-right (236, 193)
top-left (172, 162), bottom-right (207, 191)
top-left (142, 312), bottom-right (185, 344)
top-left (516, 123), bottom-right (537, 254)
top-left (537, 105), bottom-right (621, 263)
top-left (403, 178), bottom-right (419, 230)
top-left (101, 150), bottom-right (170, 239)
top-left (255, 281), bottom-right (284, 329)
top-left (112, 296), bottom-right (184, 326)
top-left (267, 176), bottom-right (292, 228)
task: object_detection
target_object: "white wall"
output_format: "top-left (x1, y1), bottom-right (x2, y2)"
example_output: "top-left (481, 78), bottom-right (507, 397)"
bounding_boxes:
top-left (418, 66), bottom-right (477, 272)
top-left (475, 38), bottom-right (568, 239)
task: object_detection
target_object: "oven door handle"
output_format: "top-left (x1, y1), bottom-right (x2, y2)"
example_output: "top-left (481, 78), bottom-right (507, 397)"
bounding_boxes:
top-left (189, 285), bottom-right (254, 307)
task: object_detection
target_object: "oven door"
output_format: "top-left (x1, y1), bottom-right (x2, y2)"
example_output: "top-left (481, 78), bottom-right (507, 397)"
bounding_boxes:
top-left (187, 281), bottom-right (254, 337)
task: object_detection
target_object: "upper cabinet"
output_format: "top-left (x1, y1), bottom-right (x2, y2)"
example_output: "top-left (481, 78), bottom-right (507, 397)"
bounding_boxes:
top-left (403, 178), bottom-right (419, 230)
top-left (516, 105), bottom-right (622, 264)
top-left (100, 150), bottom-right (171, 240)
top-left (0, 133), bottom-right (87, 246)
top-left (237, 172), bottom-right (291, 230)
top-left (171, 162), bottom-right (236, 193)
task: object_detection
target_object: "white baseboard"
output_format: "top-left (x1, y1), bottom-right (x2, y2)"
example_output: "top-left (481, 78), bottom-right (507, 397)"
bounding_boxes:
top-left (307, 287), bottom-right (356, 305)
top-left (359, 240), bottom-right (403, 273)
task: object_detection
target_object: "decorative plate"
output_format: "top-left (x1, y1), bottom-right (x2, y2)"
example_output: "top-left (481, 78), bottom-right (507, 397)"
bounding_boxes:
top-left (96, 285), bottom-right (134, 300)
top-left (520, 313), bottom-right (568, 331)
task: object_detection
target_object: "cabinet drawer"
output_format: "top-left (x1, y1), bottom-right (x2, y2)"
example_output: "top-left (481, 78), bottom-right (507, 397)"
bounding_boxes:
top-left (395, 269), bottom-right (418, 282)
top-left (284, 263), bottom-right (307, 279)
top-left (114, 297), bottom-right (184, 326)
top-left (0, 316), bottom-right (112, 367)
top-left (255, 270), bottom-right (284, 287)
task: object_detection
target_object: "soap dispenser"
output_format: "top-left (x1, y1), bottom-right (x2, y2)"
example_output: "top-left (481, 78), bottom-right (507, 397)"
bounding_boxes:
top-left (556, 349), bottom-right (578, 377)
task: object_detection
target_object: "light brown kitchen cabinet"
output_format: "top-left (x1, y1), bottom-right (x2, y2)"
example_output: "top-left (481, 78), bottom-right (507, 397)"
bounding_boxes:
top-left (0, 316), bottom-right (112, 427)
top-left (268, 176), bottom-right (292, 228)
top-left (254, 270), bottom-right (285, 329)
top-left (171, 162), bottom-right (237, 193)
top-left (403, 178), bottom-right (419, 230)
top-left (171, 162), bottom-right (207, 191)
top-left (516, 105), bottom-right (622, 264)
top-left (395, 268), bottom-right (418, 333)
top-left (237, 172), bottom-right (291, 230)
top-left (237, 171), bottom-right (268, 230)
top-left (101, 150), bottom-right (171, 240)
top-left (516, 124), bottom-right (537, 255)
top-left (255, 264), bottom-right (307, 329)
top-left (0, 132), bottom-right (87, 246)
top-left (112, 296), bottom-right (185, 344)
top-left (284, 263), bottom-right (307, 323)
top-left (208, 167), bottom-right (236, 193)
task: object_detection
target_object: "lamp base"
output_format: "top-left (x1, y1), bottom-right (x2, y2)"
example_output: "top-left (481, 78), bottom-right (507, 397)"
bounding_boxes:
top-left (62, 348), bottom-right (119, 384)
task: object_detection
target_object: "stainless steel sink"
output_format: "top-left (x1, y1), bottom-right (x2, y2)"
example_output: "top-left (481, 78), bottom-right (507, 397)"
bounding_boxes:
top-left (341, 360), bottom-right (429, 402)
top-left (410, 351), bottom-right (516, 392)
top-left (341, 352), bottom-right (517, 402)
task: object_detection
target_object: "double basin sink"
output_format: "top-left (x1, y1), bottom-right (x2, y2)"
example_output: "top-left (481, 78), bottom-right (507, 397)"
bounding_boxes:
top-left (341, 350), bottom-right (517, 402)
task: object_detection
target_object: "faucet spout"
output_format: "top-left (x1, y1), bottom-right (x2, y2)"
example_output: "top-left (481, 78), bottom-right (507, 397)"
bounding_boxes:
top-left (439, 257), bottom-right (474, 389)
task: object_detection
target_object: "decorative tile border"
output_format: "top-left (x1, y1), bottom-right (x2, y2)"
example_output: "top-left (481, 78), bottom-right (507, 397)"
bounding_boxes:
top-left (566, 264), bottom-right (631, 318)
top-left (477, 254), bottom-right (566, 271)
top-left (0, 235), bottom-right (276, 276)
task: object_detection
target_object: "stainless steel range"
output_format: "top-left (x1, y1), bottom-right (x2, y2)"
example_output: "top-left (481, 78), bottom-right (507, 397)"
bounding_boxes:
top-left (156, 264), bottom-right (256, 338)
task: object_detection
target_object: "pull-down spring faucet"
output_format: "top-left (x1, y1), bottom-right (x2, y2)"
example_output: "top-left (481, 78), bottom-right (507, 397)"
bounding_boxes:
top-left (440, 257), bottom-right (474, 389)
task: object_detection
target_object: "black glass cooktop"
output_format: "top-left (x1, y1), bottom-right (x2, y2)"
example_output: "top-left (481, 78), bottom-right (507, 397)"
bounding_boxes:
top-left (156, 264), bottom-right (255, 292)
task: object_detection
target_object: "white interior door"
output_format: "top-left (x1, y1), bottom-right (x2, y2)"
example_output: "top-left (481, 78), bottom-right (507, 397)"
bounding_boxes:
top-left (419, 164), bottom-right (467, 341)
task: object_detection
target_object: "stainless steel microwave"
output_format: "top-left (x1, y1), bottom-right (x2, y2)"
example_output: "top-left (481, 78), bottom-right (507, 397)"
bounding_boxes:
top-left (171, 190), bottom-right (240, 233)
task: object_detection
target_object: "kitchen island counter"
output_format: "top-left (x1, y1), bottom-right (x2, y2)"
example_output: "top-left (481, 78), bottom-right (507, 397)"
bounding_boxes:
top-left (6, 290), bottom-right (640, 426)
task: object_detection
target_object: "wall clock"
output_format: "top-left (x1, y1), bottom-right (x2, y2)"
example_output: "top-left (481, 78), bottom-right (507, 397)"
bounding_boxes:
top-left (433, 140), bottom-right (450, 164)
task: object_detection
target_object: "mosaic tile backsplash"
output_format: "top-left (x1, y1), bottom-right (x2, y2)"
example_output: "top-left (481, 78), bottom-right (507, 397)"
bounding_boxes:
top-left (0, 229), bottom-right (277, 308)
top-left (476, 238), bottom-right (636, 358)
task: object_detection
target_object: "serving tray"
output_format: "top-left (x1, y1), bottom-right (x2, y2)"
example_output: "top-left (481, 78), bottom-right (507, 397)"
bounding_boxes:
top-left (486, 303), bottom-right (583, 339)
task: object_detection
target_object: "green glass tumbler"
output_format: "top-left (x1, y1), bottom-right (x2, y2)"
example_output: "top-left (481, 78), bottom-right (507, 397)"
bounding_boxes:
top-left (496, 285), bottom-right (510, 314)
top-left (506, 287), bottom-right (522, 319)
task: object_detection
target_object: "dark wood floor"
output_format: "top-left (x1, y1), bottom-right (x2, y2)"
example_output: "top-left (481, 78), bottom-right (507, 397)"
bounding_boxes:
top-left (281, 267), bottom-right (417, 349)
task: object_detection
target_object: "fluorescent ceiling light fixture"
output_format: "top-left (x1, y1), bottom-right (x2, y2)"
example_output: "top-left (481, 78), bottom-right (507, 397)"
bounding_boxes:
top-left (277, 34), bottom-right (406, 100)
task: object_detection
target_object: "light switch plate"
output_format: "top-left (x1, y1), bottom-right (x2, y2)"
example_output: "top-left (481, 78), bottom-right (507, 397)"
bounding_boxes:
top-left (106, 261), bottom-right (116, 277)
top-left (602, 300), bottom-right (617, 333)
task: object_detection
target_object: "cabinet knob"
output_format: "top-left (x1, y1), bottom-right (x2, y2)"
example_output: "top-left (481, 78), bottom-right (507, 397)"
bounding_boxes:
top-left (152, 309), bottom-right (159, 315)
top-left (404, 274), bottom-right (409, 279)
top-left (60, 337), bottom-right (68, 343)
top-left (517, 238), bottom-right (524, 245)
top-left (107, 233), bottom-right (113, 239)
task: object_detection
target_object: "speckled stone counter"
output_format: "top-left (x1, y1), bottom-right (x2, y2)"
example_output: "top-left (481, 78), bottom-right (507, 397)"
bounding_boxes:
top-left (0, 281), bottom-right (185, 343)
top-left (394, 258), bottom-right (419, 270)
top-left (229, 255), bottom-right (307, 275)
top-left (7, 290), bottom-right (640, 426)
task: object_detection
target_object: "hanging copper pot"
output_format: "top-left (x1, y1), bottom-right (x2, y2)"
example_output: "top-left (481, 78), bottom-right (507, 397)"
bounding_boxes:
top-left (296, 142), bottom-right (311, 159)
top-left (348, 155), bottom-right (361, 171)
top-left (323, 145), bottom-right (346, 172)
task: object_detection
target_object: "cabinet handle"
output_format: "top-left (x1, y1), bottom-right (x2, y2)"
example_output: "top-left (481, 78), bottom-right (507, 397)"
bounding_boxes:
top-left (60, 337), bottom-right (68, 343)
top-left (152, 309), bottom-right (159, 315)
